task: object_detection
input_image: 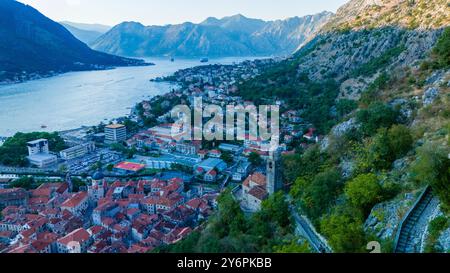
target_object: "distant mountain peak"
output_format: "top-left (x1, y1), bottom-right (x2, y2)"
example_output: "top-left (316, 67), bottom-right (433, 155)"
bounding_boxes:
top-left (91, 12), bottom-right (333, 58)
top-left (225, 13), bottom-right (250, 20)
top-left (201, 17), bottom-right (221, 25)
top-left (116, 21), bottom-right (145, 28)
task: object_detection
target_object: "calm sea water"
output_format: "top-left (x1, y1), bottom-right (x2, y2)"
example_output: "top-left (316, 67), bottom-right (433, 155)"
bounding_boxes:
top-left (0, 57), bottom-right (254, 137)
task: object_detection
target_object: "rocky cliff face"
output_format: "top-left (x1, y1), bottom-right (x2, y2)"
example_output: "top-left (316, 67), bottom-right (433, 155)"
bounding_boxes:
top-left (90, 12), bottom-right (333, 57)
top-left (295, 28), bottom-right (442, 98)
top-left (292, 0), bottom-right (448, 99)
top-left (322, 0), bottom-right (449, 31)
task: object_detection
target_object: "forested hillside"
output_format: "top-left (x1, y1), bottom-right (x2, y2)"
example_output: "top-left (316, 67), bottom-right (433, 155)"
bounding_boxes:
top-left (159, 0), bottom-right (450, 253)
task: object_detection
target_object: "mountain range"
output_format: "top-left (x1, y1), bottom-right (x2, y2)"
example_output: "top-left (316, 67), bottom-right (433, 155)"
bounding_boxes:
top-left (0, 0), bottom-right (145, 82)
top-left (90, 12), bottom-right (333, 57)
top-left (60, 21), bottom-right (111, 44)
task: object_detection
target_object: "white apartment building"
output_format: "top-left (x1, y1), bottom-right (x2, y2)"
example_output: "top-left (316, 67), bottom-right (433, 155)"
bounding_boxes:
top-left (60, 142), bottom-right (96, 160)
top-left (26, 139), bottom-right (57, 168)
top-left (104, 124), bottom-right (127, 144)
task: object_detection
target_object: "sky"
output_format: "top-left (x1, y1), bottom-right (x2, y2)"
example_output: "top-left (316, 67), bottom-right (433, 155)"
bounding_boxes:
top-left (18, 0), bottom-right (349, 27)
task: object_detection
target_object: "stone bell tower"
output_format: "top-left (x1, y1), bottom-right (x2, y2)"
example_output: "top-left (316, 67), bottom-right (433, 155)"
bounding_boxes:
top-left (266, 150), bottom-right (282, 195)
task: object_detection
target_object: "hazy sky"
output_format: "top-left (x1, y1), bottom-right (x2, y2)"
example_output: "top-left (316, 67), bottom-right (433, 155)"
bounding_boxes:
top-left (19, 0), bottom-right (349, 26)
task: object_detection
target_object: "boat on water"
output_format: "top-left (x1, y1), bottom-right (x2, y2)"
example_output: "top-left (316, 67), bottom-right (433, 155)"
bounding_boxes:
top-left (200, 58), bottom-right (209, 63)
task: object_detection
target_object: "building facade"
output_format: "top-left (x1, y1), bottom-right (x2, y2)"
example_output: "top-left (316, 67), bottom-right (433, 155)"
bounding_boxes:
top-left (105, 124), bottom-right (127, 144)
top-left (26, 139), bottom-right (57, 168)
top-left (60, 142), bottom-right (96, 160)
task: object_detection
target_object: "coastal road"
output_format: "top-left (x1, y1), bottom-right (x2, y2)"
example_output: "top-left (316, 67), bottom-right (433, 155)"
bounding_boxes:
top-left (0, 166), bottom-right (58, 175)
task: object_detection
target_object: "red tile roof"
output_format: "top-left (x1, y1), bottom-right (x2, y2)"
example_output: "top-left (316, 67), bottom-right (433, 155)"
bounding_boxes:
top-left (248, 186), bottom-right (268, 201)
top-left (243, 172), bottom-right (266, 188)
top-left (58, 228), bottom-right (90, 246)
top-left (31, 240), bottom-right (51, 252)
top-left (61, 192), bottom-right (88, 208)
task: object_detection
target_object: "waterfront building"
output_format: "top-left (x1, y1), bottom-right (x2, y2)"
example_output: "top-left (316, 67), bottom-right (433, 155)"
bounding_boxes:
top-left (26, 139), bottom-right (57, 168)
top-left (105, 124), bottom-right (127, 144)
top-left (60, 142), bottom-right (96, 160)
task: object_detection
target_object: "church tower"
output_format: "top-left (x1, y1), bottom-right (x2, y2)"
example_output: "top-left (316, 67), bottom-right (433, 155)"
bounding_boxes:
top-left (66, 173), bottom-right (73, 193)
top-left (266, 150), bottom-right (282, 195)
top-left (88, 171), bottom-right (106, 206)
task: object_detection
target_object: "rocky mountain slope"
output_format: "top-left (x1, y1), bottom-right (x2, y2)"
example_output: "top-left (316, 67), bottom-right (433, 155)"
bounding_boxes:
top-left (90, 12), bottom-right (333, 57)
top-left (322, 0), bottom-right (449, 31)
top-left (288, 0), bottom-right (449, 99)
top-left (0, 0), bottom-right (145, 83)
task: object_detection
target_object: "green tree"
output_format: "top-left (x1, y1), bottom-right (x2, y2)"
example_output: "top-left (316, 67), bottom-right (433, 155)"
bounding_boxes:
top-left (123, 118), bottom-right (140, 134)
top-left (336, 99), bottom-right (358, 119)
top-left (366, 128), bottom-right (395, 170)
top-left (345, 174), bottom-right (383, 215)
top-left (387, 125), bottom-right (413, 158)
top-left (260, 192), bottom-right (292, 229)
top-left (320, 207), bottom-right (366, 253)
top-left (411, 143), bottom-right (450, 212)
top-left (71, 177), bottom-right (87, 192)
top-left (424, 216), bottom-right (449, 253)
top-left (274, 239), bottom-right (311, 253)
top-left (106, 164), bottom-right (114, 172)
top-left (302, 168), bottom-right (343, 220)
top-left (289, 177), bottom-right (308, 200)
top-left (214, 191), bottom-right (247, 237)
top-left (220, 151), bottom-right (234, 164)
top-left (248, 152), bottom-right (262, 166)
top-left (357, 125), bottom-right (413, 172)
top-left (431, 27), bottom-right (450, 69)
top-left (0, 132), bottom-right (66, 166)
top-left (283, 146), bottom-right (330, 184)
top-left (10, 176), bottom-right (35, 190)
top-left (356, 102), bottom-right (398, 137)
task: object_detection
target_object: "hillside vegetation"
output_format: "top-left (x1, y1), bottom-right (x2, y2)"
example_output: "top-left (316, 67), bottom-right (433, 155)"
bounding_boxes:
top-left (160, 0), bottom-right (450, 253)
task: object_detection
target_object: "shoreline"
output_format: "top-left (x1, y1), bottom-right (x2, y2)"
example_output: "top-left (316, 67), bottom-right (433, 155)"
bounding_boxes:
top-left (0, 78), bottom-right (174, 139)
top-left (0, 62), bottom-right (155, 86)
top-left (0, 56), bottom-right (264, 139)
